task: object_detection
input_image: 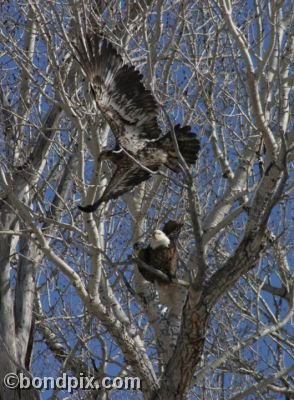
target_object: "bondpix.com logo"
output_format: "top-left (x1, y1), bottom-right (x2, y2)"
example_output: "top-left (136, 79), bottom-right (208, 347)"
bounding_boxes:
top-left (4, 372), bottom-right (141, 393)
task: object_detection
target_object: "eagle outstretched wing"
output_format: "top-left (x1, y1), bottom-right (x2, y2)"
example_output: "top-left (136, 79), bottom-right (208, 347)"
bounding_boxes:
top-left (78, 160), bottom-right (152, 212)
top-left (74, 35), bottom-right (161, 152)
top-left (77, 125), bottom-right (200, 212)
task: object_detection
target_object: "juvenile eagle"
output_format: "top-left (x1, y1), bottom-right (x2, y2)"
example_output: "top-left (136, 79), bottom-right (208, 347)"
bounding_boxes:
top-left (75, 35), bottom-right (200, 212)
top-left (134, 220), bottom-right (183, 285)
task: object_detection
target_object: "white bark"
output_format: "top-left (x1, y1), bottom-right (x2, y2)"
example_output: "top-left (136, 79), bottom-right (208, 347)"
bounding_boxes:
top-left (0, 1), bottom-right (292, 399)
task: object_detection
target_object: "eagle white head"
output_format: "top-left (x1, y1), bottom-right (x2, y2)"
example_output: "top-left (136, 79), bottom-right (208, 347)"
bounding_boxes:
top-left (150, 230), bottom-right (170, 249)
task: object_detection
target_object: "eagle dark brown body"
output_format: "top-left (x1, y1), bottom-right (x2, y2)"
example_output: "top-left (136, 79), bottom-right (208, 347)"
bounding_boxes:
top-left (75, 35), bottom-right (200, 212)
top-left (135, 220), bottom-right (183, 285)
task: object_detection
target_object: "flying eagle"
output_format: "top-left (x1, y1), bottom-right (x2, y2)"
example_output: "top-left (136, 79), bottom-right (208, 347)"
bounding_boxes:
top-left (134, 220), bottom-right (184, 285)
top-left (75, 34), bottom-right (200, 212)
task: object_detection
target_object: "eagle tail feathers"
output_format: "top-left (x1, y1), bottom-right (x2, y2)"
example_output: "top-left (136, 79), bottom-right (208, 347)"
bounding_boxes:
top-left (160, 125), bottom-right (200, 171)
top-left (173, 125), bottom-right (200, 165)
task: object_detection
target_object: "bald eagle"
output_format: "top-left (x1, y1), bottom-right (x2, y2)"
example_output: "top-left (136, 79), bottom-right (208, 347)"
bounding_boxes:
top-left (134, 220), bottom-right (184, 285)
top-left (75, 34), bottom-right (200, 212)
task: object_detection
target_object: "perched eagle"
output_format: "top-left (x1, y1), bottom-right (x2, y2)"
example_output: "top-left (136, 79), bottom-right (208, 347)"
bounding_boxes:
top-left (134, 220), bottom-right (183, 285)
top-left (75, 34), bottom-right (200, 212)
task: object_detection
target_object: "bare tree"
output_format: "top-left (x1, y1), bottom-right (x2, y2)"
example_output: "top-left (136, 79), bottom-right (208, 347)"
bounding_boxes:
top-left (0, 1), bottom-right (292, 399)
